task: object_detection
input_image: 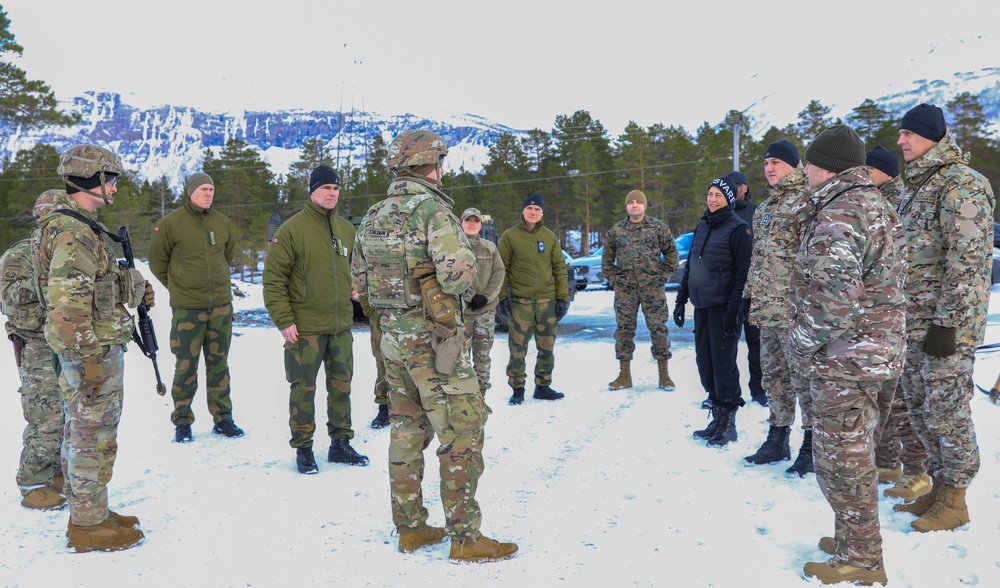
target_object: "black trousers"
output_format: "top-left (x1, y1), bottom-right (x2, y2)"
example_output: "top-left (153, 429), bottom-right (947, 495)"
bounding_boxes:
top-left (694, 305), bottom-right (745, 409)
top-left (743, 321), bottom-right (764, 397)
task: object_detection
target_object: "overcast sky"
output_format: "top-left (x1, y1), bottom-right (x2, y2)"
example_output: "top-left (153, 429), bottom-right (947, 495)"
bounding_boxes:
top-left (4, 0), bottom-right (999, 136)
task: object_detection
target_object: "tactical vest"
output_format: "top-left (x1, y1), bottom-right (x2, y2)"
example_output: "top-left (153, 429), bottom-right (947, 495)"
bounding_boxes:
top-left (361, 193), bottom-right (435, 309)
top-left (0, 238), bottom-right (45, 335)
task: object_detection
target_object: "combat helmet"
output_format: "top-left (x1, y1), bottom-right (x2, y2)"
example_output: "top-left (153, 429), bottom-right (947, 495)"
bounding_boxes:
top-left (57, 144), bottom-right (123, 204)
top-left (387, 130), bottom-right (448, 183)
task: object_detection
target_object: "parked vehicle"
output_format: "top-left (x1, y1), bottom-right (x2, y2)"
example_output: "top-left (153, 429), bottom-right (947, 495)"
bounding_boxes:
top-left (573, 231), bottom-right (694, 290)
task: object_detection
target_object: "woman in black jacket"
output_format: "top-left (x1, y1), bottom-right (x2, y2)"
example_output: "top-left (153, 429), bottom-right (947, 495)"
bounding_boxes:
top-left (673, 176), bottom-right (753, 447)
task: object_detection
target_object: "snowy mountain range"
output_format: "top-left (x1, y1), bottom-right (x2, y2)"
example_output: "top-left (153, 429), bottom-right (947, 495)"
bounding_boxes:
top-left (2, 66), bottom-right (1000, 193)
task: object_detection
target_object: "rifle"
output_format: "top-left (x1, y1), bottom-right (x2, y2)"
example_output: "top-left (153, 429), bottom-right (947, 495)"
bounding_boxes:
top-left (118, 226), bottom-right (167, 396)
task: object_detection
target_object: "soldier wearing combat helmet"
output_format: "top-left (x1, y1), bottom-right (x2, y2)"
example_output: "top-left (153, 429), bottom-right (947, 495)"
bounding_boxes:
top-left (352, 129), bottom-right (518, 562)
top-left (34, 144), bottom-right (153, 552)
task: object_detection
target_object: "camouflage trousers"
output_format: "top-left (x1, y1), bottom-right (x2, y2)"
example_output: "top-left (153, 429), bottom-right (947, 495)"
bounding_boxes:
top-left (381, 329), bottom-right (487, 542)
top-left (169, 305), bottom-right (234, 426)
top-left (506, 298), bottom-right (558, 388)
top-left (369, 317), bottom-right (389, 406)
top-left (283, 330), bottom-right (355, 449)
top-left (612, 274), bottom-right (672, 361)
top-left (761, 327), bottom-right (812, 429)
top-left (16, 336), bottom-right (63, 495)
top-left (58, 345), bottom-right (125, 527)
top-left (899, 333), bottom-right (980, 487)
top-left (810, 378), bottom-right (882, 570)
top-left (873, 378), bottom-right (927, 472)
top-left (464, 309), bottom-right (497, 394)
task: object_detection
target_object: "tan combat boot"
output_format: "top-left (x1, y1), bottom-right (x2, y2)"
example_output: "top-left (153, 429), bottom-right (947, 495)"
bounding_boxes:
top-left (608, 360), bottom-right (632, 390)
top-left (21, 486), bottom-right (66, 511)
top-left (893, 478), bottom-right (940, 516)
top-left (66, 511), bottom-right (139, 538)
top-left (67, 516), bottom-right (144, 553)
top-left (818, 536), bottom-right (836, 555)
top-left (398, 525), bottom-right (447, 553)
top-left (657, 360), bottom-right (675, 391)
top-left (449, 536), bottom-right (518, 562)
top-left (877, 466), bottom-right (903, 484)
top-left (803, 559), bottom-right (887, 585)
top-left (883, 471), bottom-right (931, 500)
top-left (911, 486), bottom-right (969, 532)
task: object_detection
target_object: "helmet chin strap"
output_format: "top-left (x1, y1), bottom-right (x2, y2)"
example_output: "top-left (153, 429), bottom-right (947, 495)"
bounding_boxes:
top-left (64, 171), bottom-right (113, 205)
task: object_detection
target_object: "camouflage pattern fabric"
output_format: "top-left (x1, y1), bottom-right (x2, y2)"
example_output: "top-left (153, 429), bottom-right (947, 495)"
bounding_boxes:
top-left (874, 379), bottom-right (927, 473)
top-left (2, 238), bottom-right (46, 337)
top-left (877, 175), bottom-right (905, 209)
top-left (461, 234), bottom-right (505, 313)
top-left (810, 378), bottom-right (883, 570)
top-left (506, 298), bottom-right (558, 388)
top-left (760, 326), bottom-right (812, 429)
top-left (168, 304), bottom-right (235, 426)
top-left (602, 215), bottom-right (678, 361)
top-left (59, 345), bottom-right (125, 527)
top-left (16, 336), bottom-right (63, 494)
top-left (897, 130), bottom-right (993, 489)
top-left (464, 309), bottom-right (496, 393)
top-left (382, 329), bottom-right (485, 541)
top-left (283, 331), bottom-right (355, 449)
top-left (359, 295), bottom-right (388, 405)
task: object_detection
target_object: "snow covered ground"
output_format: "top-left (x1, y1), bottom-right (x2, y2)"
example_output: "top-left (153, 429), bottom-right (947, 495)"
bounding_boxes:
top-left (1, 269), bottom-right (999, 587)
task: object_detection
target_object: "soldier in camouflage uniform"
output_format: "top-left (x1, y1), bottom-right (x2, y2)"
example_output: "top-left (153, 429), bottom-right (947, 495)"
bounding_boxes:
top-left (352, 130), bottom-right (516, 562)
top-left (359, 294), bottom-right (391, 429)
top-left (787, 126), bottom-right (906, 585)
top-left (263, 166), bottom-right (367, 474)
top-left (602, 190), bottom-right (678, 391)
top-left (34, 144), bottom-right (148, 552)
top-left (1, 192), bottom-right (64, 511)
top-left (459, 207), bottom-right (505, 405)
top-left (742, 140), bottom-right (816, 476)
top-left (893, 104), bottom-right (994, 533)
top-left (149, 172), bottom-right (244, 443)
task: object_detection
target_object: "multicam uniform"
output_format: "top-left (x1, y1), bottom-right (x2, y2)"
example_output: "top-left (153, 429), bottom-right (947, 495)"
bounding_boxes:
top-left (461, 233), bottom-right (505, 395)
top-left (744, 167), bottom-right (814, 429)
top-left (897, 130), bottom-right (994, 489)
top-left (352, 174), bottom-right (485, 542)
top-left (1, 231), bottom-right (62, 497)
top-left (148, 199), bottom-right (237, 428)
top-left (787, 166), bottom-right (906, 571)
top-left (34, 191), bottom-right (145, 526)
top-left (359, 294), bottom-right (389, 409)
top-left (601, 215), bottom-right (678, 361)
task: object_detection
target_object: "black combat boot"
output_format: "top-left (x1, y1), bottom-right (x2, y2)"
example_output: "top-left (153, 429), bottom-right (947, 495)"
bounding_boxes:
top-left (371, 404), bottom-right (390, 429)
top-left (786, 430), bottom-right (814, 477)
top-left (328, 438), bottom-right (370, 466)
top-left (296, 447), bottom-right (318, 474)
top-left (508, 387), bottom-right (525, 405)
top-left (701, 398), bottom-right (714, 410)
top-left (533, 385), bottom-right (565, 401)
top-left (743, 425), bottom-right (791, 465)
top-left (707, 406), bottom-right (738, 447)
top-left (212, 418), bottom-right (244, 438)
top-left (174, 424), bottom-right (193, 443)
top-left (693, 406), bottom-right (721, 439)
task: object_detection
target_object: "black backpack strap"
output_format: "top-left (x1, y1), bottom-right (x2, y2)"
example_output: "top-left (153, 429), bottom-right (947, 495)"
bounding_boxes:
top-left (53, 210), bottom-right (123, 242)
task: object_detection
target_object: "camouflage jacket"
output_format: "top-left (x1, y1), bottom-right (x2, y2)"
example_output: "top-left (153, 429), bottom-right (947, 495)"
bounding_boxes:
top-left (497, 220), bottom-right (568, 302)
top-left (602, 215), bottom-right (679, 286)
top-left (787, 166), bottom-right (906, 383)
top-left (148, 199), bottom-right (236, 310)
top-left (897, 130), bottom-right (994, 345)
top-left (34, 191), bottom-right (137, 360)
top-left (351, 176), bottom-right (476, 334)
top-left (263, 201), bottom-right (356, 335)
top-left (462, 235), bottom-right (505, 315)
top-left (877, 175), bottom-right (905, 209)
top-left (1, 237), bottom-right (45, 340)
top-left (743, 167), bottom-right (813, 327)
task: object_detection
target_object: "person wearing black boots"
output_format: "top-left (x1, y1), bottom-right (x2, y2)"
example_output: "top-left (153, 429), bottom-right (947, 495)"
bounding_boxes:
top-left (674, 176), bottom-right (752, 447)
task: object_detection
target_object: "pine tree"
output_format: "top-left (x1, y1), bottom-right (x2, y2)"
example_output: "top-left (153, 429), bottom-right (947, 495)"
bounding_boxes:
top-left (554, 111), bottom-right (613, 254)
top-left (0, 144), bottom-right (60, 250)
top-left (479, 133), bottom-right (529, 230)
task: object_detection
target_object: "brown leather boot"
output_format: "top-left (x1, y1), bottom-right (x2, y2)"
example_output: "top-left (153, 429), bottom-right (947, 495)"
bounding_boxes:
top-left (883, 471), bottom-right (931, 500)
top-left (911, 485), bottom-right (969, 532)
top-left (608, 360), bottom-right (632, 390)
top-left (803, 558), bottom-right (887, 585)
top-left (67, 516), bottom-right (144, 553)
top-left (877, 466), bottom-right (903, 484)
top-left (818, 536), bottom-right (836, 555)
top-left (893, 478), bottom-right (940, 515)
top-left (398, 525), bottom-right (447, 553)
top-left (66, 511), bottom-right (139, 538)
top-left (657, 360), bottom-right (675, 391)
top-left (449, 536), bottom-right (518, 562)
top-left (21, 487), bottom-right (66, 511)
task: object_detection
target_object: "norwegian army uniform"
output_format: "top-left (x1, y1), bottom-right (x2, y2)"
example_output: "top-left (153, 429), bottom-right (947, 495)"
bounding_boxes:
top-left (351, 175), bottom-right (487, 543)
top-left (34, 191), bottom-right (146, 527)
top-left (497, 220), bottom-right (569, 389)
top-left (1, 233), bottom-right (63, 505)
top-left (263, 201), bottom-right (358, 450)
top-left (149, 198), bottom-right (237, 428)
top-left (787, 166), bottom-right (907, 575)
top-left (462, 233), bottom-right (505, 395)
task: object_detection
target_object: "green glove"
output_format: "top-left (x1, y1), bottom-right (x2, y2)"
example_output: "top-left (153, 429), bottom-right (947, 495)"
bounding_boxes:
top-left (925, 325), bottom-right (957, 358)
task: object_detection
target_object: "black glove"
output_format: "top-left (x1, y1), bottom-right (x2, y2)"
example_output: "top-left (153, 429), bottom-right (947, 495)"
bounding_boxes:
top-left (925, 325), bottom-right (957, 358)
top-left (469, 294), bottom-right (488, 311)
top-left (496, 299), bottom-right (512, 325)
top-left (555, 300), bottom-right (570, 321)
top-left (724, 307), bottom-right (741, 338)
top-left (740, 297), bottom-right (750, 319)
top-left (673, 303), bottom-right (686, 328)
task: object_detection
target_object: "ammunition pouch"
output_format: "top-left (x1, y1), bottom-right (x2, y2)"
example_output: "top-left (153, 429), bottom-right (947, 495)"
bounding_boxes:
top-left (415, 268), bottom-right (457, 328)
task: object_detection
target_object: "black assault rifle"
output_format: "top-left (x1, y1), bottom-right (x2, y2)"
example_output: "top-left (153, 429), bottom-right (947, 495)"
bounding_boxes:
top-left (118, 226), bottom-right (167, 395)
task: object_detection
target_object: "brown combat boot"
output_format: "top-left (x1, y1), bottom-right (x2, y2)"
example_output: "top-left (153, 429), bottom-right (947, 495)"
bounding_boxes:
top-left (803, 558), bottom-right (887, 585)
top-left (657, 360), bottom-right (675, 391)
top-left (608, 360), bottom-right (632, 390)
top-left (66, 511), bottom-right (139, 538)
top-left (449, 536), bottom-right (518, 562)
top-left (883, 471), bottom-right (931, 500)
top-left (818, 536), bottom-right (836, 555)
top-left (877, 466), bottom-right (903, 484)
top-left (893, 478), bottom-right (940, 516)
top-left (21, 487), bottom-right (66, 511)
top-left (398, 525), bottom-right (447, 553)
top-left (911, 485), bottom-right (969, 532)
top-left (51, 475), bottom-right (65, 495)
top-left (67, 516), bottom-right (144, 553)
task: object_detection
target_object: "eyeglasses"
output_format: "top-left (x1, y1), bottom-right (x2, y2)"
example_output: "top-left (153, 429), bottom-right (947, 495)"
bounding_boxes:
top-left (103, 174), bottom-right (119, 186)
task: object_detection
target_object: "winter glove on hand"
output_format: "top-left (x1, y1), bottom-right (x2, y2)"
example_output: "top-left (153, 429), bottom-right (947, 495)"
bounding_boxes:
top-left (925, 325), bottom-right (957, 358)
top-left (496, 299), bottom-right (512, 325)
top-left (740, 297), bottom-right (750, 319)
top-left (724, 307), bottom-right (741, 338)
top-left (673, 304), bottom-right (686, 328)
top-left (469, 294), bottom-right (488, 311)
top-left (555, 299), bottom-right (570, 321)
top-left (79, 356), bottom-right (106, 398)
top-left (143, 281), bottom-right (156, 309)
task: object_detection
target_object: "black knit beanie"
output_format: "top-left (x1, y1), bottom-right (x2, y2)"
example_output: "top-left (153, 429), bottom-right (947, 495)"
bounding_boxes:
top-left (309, 166), bottom-right (340, 193)
top-left (866, 146), bottom-right (899, 178)
top-left (805, 125), bottom-right (866, 174)
top-left (522, 193), bottom-right (544, 210)
top-left (709, 177), bottom-right (736, 205)
top-left (764, 140), bottom-right (800, 168)
top-left (900, 103), bottom-right (946, 142)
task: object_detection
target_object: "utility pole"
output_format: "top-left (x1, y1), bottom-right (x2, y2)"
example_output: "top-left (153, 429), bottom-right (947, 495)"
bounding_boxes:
top-left (725, 110), bottom-right (745, 171)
